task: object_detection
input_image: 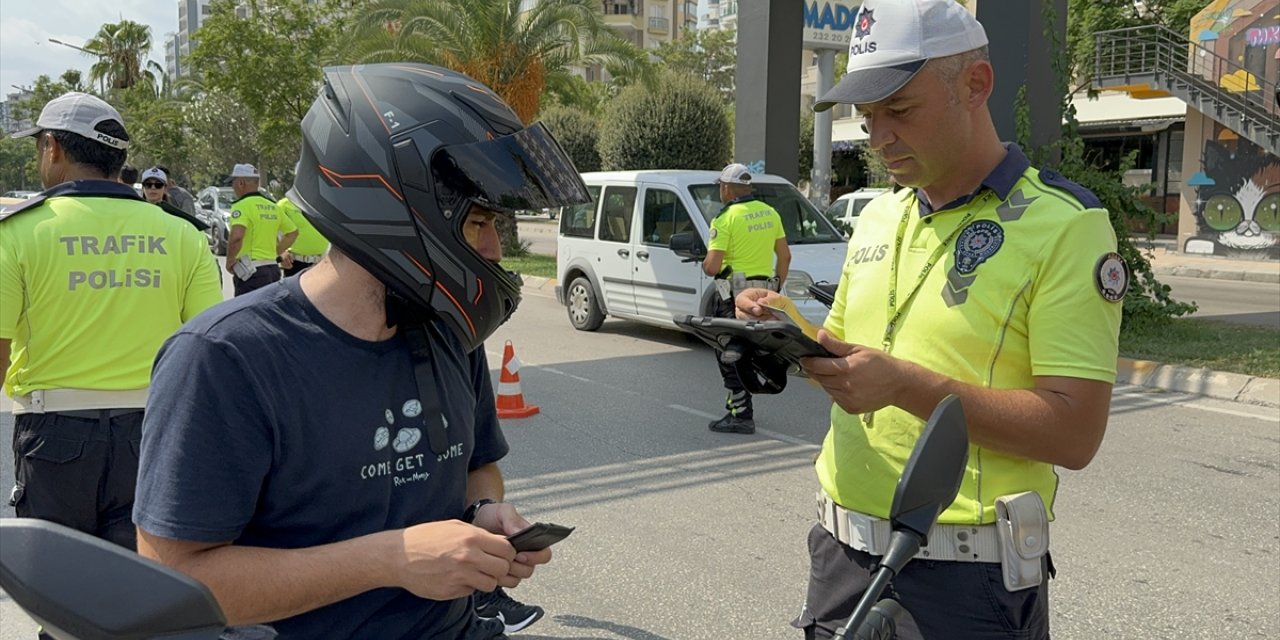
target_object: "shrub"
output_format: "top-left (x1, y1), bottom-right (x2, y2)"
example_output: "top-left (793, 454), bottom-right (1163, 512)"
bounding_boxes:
top-left (539, 104), bottom-right (601, 173)
top-left (598, 72), bottom-right (730, 171)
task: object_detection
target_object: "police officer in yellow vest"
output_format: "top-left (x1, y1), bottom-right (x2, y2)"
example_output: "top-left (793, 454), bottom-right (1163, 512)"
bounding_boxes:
top-left (701, 163), bottom-right (791, 435)
top-left (0, 92), bottom-right (222, 551)
top-left (738, 2), bottom-right (1127, 638)
top-left (225, 163), bottom-right (298, 296)
top-left (277, 195), bottom-right (329, 278)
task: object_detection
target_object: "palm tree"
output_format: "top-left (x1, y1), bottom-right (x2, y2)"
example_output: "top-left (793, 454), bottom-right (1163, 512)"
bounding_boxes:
top-left (347, 0), bottom-right (650, 124)
top-left (84, 20), bottom-right (155, 91)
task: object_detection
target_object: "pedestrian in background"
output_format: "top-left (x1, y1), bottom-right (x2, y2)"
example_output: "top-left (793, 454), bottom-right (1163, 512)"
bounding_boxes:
top-left (157, 164), bottom-right (197, 216)
top-left (739, 1), bottom-right (1127, 637)
top-left (141, 166), bottom-right (208, 233)
top-left (702, 162), bottom-right (790, 435)
top-left (0, 92), bottom-right (221, 565)
top-left (225, 163), bottom-right (297, 296)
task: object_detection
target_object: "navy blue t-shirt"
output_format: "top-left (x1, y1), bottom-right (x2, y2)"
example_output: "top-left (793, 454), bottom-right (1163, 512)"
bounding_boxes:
top-left (134, 277), bottom-right (508, 639)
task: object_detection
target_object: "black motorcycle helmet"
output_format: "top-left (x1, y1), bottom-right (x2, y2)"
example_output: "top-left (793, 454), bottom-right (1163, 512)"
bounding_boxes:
top-left (290, 63), bottom-right (589, 351)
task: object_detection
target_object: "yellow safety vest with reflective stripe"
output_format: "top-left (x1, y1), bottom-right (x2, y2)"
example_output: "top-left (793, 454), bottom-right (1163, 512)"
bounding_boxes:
top-left (0, 188), bottom-right (223, 397)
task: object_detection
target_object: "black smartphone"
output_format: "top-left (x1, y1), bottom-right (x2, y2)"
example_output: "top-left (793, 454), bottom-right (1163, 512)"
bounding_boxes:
top-left (506, 522), bottom-right (575, 552)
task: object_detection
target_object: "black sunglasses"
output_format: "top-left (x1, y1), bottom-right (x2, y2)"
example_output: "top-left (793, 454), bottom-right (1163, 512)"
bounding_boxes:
top-left (142, 182), bottom-right (166, 188)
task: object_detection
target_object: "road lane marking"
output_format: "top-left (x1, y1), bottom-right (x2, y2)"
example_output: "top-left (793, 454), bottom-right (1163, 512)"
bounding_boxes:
top-left (1114, 385), bottom-right (1279, 422)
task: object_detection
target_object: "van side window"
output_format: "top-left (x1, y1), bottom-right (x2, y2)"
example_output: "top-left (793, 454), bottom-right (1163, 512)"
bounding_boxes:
top-left (641, 188), bottom-right (695, 246)
top-left (598, 186), bottom-right (637, 243)
top-left (560, 185), bottom-right (601, 238)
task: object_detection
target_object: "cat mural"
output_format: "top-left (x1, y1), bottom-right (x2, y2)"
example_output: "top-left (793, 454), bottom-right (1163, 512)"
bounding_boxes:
top-left (1188, 138), bottom-right (1280, 260)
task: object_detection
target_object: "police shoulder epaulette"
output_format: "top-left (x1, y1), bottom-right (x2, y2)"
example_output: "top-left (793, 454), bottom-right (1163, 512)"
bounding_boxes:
top-left (1037, 168), bottom-right (1102, 210)
top-left (0, 195), bottom-right (48, 223)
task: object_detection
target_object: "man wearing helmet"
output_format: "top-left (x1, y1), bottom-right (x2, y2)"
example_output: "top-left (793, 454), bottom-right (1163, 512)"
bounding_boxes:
top-left (132, 64), bottom-right (591, 639)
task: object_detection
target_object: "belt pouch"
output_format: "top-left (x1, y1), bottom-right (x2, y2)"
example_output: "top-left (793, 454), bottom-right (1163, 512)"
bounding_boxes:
top-left (995, 491), bottom-right (1049, 591)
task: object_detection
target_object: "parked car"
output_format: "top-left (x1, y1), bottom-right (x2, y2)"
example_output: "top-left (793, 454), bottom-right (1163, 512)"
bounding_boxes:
top-left (823, 187), bottom-right (890, 231)
top-left (2, 190), bottom-right (38, 200)
top-left (555, 170), bottom-right (848, 332)
top-left (195, 186), bottom-right (235, 255)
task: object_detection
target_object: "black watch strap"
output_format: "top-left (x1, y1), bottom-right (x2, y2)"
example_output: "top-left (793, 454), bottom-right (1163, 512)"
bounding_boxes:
top-left (463, 498), bottom-right (497, 523)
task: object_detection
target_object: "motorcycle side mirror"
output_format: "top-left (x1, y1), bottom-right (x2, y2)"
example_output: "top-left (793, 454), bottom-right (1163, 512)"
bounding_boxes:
top-left (669, 231), bottom-right (706, 261)
top-left (0, 519), bottom-right (227, 640)
top-left (888, 394), bottom-right (969, 542)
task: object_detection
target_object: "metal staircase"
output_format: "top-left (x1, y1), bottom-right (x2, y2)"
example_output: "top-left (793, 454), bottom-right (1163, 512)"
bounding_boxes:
top-left (1094, 25), bottom-right (1278, 157)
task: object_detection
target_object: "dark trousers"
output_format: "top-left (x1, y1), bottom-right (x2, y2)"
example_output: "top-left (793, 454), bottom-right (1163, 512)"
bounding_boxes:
top-left (712, 294), bottom-right (752, 419)
top-left (9, 410), bottom-right (144, 550)
top-left (793, 524), bottom-right (1051, 640)
top-left (233, 264), bottom-right (282, 296)
top-left (282, 260), bottom-right (316, 278)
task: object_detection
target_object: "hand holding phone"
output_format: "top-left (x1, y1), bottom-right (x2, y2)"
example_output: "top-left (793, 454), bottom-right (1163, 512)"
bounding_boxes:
top-left (506, 522), bottom-right (575, 552)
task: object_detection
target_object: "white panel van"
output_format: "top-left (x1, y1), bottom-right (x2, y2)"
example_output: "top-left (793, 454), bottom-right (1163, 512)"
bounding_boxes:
top-left (555, 170), bottom-right (847, 331)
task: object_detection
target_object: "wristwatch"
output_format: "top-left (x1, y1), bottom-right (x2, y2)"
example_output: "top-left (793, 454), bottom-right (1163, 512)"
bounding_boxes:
top-left (463, 498), bottom-right (497, 523)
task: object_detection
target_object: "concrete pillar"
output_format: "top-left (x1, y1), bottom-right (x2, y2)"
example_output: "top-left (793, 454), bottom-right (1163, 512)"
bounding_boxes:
top-left (734, 0), bottom-right (803, 182)
top-left (812, 49), bottom-right (836, 207)
top-left (973, 0), bottom-right (1067, 154)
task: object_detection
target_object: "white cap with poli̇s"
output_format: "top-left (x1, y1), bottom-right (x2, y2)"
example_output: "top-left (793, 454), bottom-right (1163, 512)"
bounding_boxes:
top-left (815, 0), bottom-right (988, 111)
top-left (717, 163), bottom-right (752, 185)
top-left (10, 92), bottom-right (129, 149)
top-left (230, 163), bottom-right (260, 178)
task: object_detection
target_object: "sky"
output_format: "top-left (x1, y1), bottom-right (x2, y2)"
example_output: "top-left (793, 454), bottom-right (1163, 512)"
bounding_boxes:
top-left (0, 0), bottom-right (175, 99)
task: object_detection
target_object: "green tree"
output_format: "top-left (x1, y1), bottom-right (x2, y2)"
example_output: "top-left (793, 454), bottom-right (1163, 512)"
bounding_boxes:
top-left (598, 72), bottom-right (731, 171)
top-left (10, 71), bottom-right (91, 124)
top-left (799, 109), bottom-right (814, 180)
top-left (1066, 0), bottom-right (1207, 91)
top-left (652, 28), bottom-right (737, 106)
top-left (0, 136), bottom-right (38, 192)
top-left (181, 87), bottom-right (293, 189)
top-left (84, 20), bottom-right (156, 91)
top-left (1036, 0), bottom-right (1196, 333)
top-left (190, 0), bottom-right (347, 161)
top-left (347, 0), bottom-right (650, 124)
top-left (539, 105), bottom-right (600, 172)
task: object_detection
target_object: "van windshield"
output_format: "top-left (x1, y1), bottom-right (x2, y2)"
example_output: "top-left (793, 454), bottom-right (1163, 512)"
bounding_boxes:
top-left (687, 183), bottom-right (844, 244)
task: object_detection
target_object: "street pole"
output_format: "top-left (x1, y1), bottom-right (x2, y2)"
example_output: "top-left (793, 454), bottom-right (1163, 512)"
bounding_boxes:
top-left (47, 38), bottom-right (105, 94)
top-left (812, 49), bottom-right (835, 208)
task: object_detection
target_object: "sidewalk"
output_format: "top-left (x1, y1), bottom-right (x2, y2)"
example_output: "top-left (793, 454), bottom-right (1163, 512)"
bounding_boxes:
top-left (1134, 238), bottom-right (1280, 284)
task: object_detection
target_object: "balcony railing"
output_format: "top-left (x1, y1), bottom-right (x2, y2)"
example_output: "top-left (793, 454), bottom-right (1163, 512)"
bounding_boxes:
top-left (648, 17), bottom-right (669, 34)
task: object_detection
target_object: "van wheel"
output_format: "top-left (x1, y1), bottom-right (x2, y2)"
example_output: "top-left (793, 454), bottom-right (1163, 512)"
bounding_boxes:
top-left (566, 277), bottom-right (605, 331)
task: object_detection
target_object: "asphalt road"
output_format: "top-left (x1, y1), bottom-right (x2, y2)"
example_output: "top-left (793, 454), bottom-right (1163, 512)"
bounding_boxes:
top-left (3, 287), bottom-right (1278, 639)
top-left (1163, 275), bottom-right (1280, 328)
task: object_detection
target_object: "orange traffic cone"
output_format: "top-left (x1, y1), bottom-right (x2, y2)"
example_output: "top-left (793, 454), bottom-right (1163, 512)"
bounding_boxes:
top-left (496, 341), bottom-right (540, 419)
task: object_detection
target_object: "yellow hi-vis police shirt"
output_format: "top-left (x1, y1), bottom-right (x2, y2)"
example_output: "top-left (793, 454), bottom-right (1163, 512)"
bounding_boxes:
top-left (277, 196), bottom-right (329, 257)
top-left (230, 192), bottom-right (297, 261)
top-left (819, 147), bottom-right (1124, 525)
top-left (708, 197), bottom-right (786, 277)
top-left (0, 181), bottom-right (224, 397)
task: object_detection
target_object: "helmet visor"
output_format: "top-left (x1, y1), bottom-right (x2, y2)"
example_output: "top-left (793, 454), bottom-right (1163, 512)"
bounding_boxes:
top-left (431, 122), bottom-right (590, 213)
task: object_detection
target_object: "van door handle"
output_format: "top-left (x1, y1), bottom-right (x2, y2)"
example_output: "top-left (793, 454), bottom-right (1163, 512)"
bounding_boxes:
top-left (635, 250), bottom-right (649, 260)
top-left (617, 248), bottom-right (630, 258)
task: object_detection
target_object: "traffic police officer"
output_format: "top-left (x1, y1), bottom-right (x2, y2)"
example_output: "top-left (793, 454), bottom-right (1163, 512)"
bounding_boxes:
top-left (277, 195), bottom-right (329, 277)
top-left (224, 163), bottom-right (298, 295)
top-left (701, 163), bottom-right (791, 435)
top-left (739, 1), bottom-right (1127, 637)
top-left (0, 92), bottom-right (222, 552)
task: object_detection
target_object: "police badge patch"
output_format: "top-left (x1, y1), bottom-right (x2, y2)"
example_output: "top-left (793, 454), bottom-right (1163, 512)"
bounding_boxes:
top-left (1094, 252), bottom-right (1129, 302)
top-left (954, 220), bottom-right (1004, 275)
top-left (709, 227), bottom-right (718, 239)
top-left (231, 209), bottom-right (241, 218)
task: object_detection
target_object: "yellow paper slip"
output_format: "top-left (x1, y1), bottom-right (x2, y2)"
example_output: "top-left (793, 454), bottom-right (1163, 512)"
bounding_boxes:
top-left (759, 296), bottom-right (821, 340)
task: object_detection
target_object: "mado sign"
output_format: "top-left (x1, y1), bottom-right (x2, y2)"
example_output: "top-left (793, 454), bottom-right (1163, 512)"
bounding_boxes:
top-left (804, 1), bottom-right (861, 50)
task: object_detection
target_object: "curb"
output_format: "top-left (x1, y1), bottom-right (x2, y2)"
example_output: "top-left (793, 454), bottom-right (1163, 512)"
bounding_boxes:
top-left (1115, 358), bottom-right (1280, 408)
top-left (1150, 265), bottom-right (1280, 284)
top-left (520, 276), bottom-right (1278, 409)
